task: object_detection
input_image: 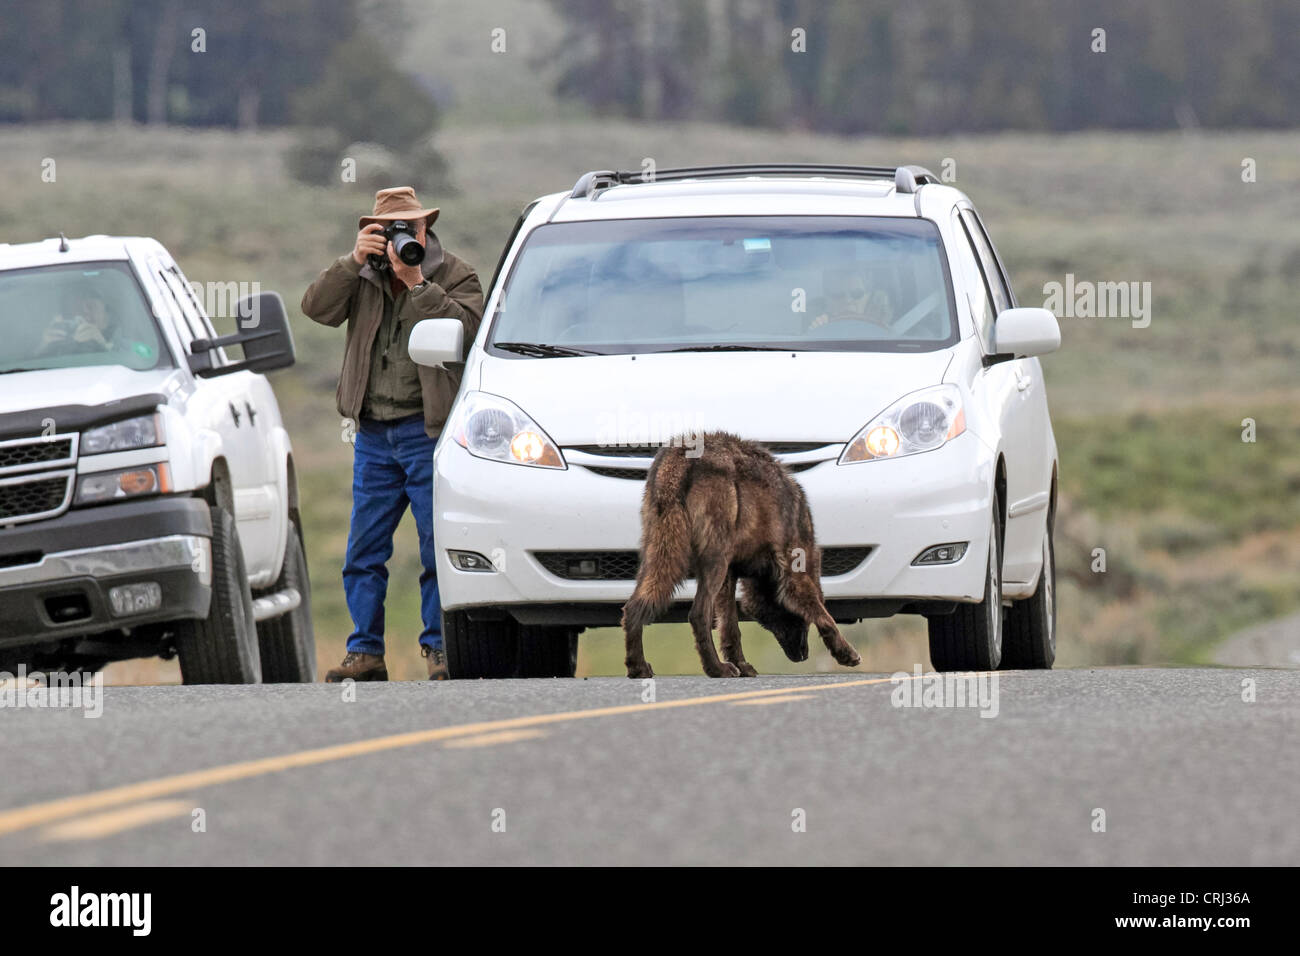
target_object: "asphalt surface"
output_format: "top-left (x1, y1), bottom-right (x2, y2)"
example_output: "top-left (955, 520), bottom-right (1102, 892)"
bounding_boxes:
top-left (0, 667), bottom-right (1296, 865)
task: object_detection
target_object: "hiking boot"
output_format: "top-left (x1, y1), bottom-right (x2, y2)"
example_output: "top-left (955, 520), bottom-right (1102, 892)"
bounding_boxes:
top-left (422, 645), bottom-right (449, 681)
top-left (324, 652), bottom-right (387, 683)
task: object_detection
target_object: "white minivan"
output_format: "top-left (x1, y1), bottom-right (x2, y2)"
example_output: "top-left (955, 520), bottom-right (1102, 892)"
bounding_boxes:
top-left (411, 165), bottom-right (1060, 678)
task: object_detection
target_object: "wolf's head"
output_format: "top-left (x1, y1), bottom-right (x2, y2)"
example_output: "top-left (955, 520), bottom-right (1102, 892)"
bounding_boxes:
top-left (770, 617), bottom-right (810, 662)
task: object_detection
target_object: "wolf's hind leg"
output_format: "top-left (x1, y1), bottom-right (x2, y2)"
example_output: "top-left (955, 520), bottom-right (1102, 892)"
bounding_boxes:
top-left (622, 578), bottom-right (667, 678)
top-left (690, 557), bottom-right (740, 677)
top-left (716, 571), bottom-right (757, 677)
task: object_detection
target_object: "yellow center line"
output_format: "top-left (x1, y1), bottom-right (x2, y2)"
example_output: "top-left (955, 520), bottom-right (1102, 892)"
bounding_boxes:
top-left (730, 693), bottom-right (815, 706)
top-left (40, 799), bottom-right (193, 842)
top-left (0, 674), bottom-right (918, 838)
top-left (444, 728), bottom-right (547, 748)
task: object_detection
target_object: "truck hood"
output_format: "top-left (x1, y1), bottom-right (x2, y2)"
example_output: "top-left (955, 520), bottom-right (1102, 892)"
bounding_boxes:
top-left (0, 365), bottom-right (180, 416)
top-left (475, 349), bottom-right (954, 445)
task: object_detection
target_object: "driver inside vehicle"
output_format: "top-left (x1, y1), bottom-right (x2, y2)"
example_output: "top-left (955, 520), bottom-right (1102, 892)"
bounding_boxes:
top-left (808, 265), bottom-right (893, 331)
top-left (38, 287), bottom-right (118, 355)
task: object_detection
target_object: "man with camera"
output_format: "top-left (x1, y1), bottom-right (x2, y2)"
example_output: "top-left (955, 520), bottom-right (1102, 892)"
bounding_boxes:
top-left (302, 187), bottom-right (484, 681)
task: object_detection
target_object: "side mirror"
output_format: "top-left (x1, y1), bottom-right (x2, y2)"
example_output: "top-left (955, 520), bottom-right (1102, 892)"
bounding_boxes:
top-left (992, 307), bottom-right (1060, 359)
top-left (409, 318), bottom-right (464, 369)
top-left (188, 291), bottom-right (296, 378)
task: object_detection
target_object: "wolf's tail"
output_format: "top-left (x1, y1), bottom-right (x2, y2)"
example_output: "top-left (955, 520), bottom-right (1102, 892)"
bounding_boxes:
top-left (622, 448), bottom-right (693, 631)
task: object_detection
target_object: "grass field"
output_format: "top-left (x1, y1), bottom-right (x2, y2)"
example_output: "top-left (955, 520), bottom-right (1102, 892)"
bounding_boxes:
top-left (1, 119), bottom-right (1296, 681)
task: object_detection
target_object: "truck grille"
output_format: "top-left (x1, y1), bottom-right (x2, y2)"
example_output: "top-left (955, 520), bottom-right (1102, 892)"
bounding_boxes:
top-left (0, 435), bottom-right (77, 475)
top-left (0, 472), bottom-right (74, 524)
top-left (533, 547), bottom-right (872, 581)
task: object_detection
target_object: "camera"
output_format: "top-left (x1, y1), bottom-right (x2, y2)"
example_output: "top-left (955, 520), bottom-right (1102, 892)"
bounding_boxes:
top-left (367, 220), bottom-right (426, 271)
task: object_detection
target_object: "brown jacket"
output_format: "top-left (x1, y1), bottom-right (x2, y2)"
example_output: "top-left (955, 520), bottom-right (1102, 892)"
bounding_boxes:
top-left (301, 235), bottom-right (484, 438)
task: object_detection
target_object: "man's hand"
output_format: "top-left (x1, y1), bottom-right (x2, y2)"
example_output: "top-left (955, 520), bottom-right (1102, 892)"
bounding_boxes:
top-left (41, 321), bottom-right (70, 346)
top-left (389, 243), bottom-right (425, 290)
top-left (72, 322), bottom-right (110, 349)
top-left (352, 223), bottom-right (387, 266)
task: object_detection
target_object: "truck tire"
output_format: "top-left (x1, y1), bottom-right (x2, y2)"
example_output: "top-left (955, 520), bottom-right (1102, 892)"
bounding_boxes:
top-left (442, 610), bottom-right (520, 679)
top-left (517, 626), bottom-right (579, 678)
top-left (175, 505), bottom-right (262, 684)
top-left (927, 502), bottom-right (1004, 672)
top-left (255, 519), bottom-right (316, 682)
top-left (1001, 527), bottom-right (1056, 669)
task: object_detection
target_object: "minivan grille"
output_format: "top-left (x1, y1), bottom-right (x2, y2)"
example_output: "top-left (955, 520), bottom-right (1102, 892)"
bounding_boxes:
top-left (569, 441), bottom-right (831, 458)
top-left (583, 460), bottom-right (822, 480)
top-left (585, 466), bottom-right (648, 480)
top-left (533, 547), bottom-right (872, 581)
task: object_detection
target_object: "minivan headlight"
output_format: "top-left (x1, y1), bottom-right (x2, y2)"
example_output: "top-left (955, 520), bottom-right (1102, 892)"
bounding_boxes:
top-left (840, 384), bottom-right (966, 463)
top-left (449, 391), bottom-right (565, 469)
top-left (81, 413), bottom-right (164, 454)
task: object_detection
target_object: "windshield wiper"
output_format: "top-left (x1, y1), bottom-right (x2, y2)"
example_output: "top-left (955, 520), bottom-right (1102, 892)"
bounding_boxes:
top-left (493, 342), bottom-right (600, 358)
top-left (660, 344), bottom-right (792, 353)
top-left (0, 367), bottom-right (42, 375)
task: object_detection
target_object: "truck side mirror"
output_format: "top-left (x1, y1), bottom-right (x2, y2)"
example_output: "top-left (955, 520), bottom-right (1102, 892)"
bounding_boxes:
top-left (188, 291), bottom-right (296, 377)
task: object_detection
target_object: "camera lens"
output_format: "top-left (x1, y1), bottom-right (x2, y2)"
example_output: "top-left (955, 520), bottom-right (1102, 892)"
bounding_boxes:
top-left (391, 229), bottom-right (425, 266)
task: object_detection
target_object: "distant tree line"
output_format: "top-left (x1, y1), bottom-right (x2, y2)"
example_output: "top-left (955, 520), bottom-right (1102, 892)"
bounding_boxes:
top-left (0, 0), bottom-right (444, 187)
top-left (547, 0), bottom-right (1300, 133)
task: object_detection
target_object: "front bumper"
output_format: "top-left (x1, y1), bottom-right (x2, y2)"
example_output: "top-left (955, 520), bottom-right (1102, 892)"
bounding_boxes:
top-left (0, 497), bottom-right (212, 647)
top-left (433, 433), bottom-right (996, 623)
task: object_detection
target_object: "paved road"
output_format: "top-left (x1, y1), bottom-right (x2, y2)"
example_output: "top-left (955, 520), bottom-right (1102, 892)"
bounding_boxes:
top-left (0, 667), bottom-right (1295, 865)
top-left (1214, 612), bottom-right (1300, 668)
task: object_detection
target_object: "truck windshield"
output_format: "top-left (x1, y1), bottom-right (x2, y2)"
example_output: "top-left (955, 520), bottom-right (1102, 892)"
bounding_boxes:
top-left (0, 261), bottom-right (170, 374)
top-left (489, 216), bottom-right (957, 355)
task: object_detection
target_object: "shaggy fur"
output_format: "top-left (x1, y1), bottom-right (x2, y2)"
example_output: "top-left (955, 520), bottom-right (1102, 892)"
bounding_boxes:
top-left (621, 432), bottom-right (862, 678)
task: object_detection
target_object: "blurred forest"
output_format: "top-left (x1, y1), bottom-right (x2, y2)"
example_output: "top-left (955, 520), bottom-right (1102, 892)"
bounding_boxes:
top-left (3, 0), bottom-right (1299, 134)
top-left (548, 0), bottom-right (1300, 132)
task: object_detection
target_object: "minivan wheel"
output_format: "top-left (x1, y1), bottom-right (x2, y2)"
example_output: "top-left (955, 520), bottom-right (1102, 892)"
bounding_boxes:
top-left (443, 610), bottom-right (521, 679)
top-left (175, 505), bottom-right (262, 684)
top-left (255, 519), bottom-right (316, 682)
top-left (927, 502), bottom-right (1003, 672)
top-left (517, 626), bottom-right (579, 678)
top-left (1001, 527), bottom-right (1056, 669)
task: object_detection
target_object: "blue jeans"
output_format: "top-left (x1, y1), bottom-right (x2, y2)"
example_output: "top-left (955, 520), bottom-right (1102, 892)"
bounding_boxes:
top-left (343, 414), bottom-right (441, 655)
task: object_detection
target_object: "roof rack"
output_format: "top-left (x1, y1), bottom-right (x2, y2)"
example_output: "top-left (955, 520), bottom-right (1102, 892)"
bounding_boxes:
top-left (568, 164), bottom-right (940, 199)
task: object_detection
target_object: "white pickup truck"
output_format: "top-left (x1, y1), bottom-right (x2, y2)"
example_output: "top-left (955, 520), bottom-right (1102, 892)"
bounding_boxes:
top-left (0, 235), bottom-right (313, 683)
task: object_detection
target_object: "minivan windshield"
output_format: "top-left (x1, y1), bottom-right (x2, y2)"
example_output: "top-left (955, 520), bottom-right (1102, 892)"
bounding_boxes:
top-left (489, 216), bottom-right (957, 355)
top-left (0, 261), bottom-right (170, 374)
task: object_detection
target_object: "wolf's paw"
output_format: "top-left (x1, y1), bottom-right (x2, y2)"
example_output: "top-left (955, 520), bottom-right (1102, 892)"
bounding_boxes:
top-left (626, 661), bottom-right (655, 679)
top-left (710, 661), bottom-right (742, 678)
top-left (835, 646), bottom-right (862, 667)
top-left (735, 661), bottom-right (759, 677)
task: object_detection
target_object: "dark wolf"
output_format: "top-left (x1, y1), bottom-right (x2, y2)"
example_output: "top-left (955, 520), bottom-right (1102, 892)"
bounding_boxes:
top-left (621, 432), bottom-right (862, 678)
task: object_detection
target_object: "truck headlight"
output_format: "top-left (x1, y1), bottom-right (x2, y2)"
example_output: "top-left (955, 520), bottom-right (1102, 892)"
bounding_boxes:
top-left (75, 463), bottom-right (171, 504)
top-left (81, 413), bottom-right (164, 454)
top-left (448, 391), bottom-right (565, 469)
top-left (840, 384), bottom-right (966, 464)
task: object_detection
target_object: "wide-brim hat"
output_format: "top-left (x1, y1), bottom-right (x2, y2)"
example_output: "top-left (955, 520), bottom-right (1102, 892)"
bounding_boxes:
top-left (358, 186), bottom-right (440, 230)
